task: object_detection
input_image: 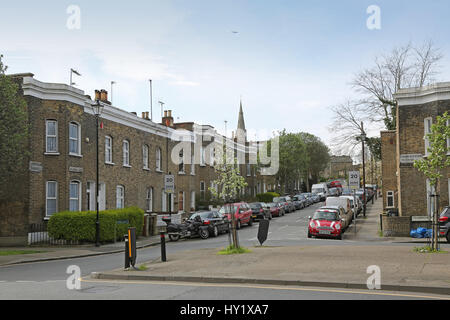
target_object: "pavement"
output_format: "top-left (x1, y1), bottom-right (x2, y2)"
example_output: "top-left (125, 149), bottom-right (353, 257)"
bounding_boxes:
top-left (0, 235), bottom-right (161, 266)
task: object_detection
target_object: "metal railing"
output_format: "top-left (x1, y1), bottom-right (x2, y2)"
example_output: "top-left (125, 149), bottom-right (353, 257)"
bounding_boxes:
top-left (28, 223), bottom-right (79, 246)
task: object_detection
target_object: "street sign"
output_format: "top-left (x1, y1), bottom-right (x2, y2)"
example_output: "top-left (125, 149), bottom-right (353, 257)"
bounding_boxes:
top-left (349, 171), bottom-right (360, 189)
top-left (164, 175), bottom-right (175, 194)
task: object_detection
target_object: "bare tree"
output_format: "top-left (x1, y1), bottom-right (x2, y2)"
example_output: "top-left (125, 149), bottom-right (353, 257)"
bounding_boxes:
top-left (328, 100), bottom-right (370, 156)
top-left (352, 41), bottom-right (443, 130)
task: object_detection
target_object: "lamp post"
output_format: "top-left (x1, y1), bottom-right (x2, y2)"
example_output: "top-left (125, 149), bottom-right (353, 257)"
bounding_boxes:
top-left (358, 123), bottom-right (367, 217)
top-left (93, 100), bottom-right (104, 247)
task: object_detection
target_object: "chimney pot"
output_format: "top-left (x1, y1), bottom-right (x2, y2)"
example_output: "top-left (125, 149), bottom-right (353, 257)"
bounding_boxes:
top-left (142, 112), bottom-right (146, 119)
top-left (95, 90), bottom-right (101, 101)
top-left (100, 90), bottom-right (108, 102)
top-left (164, 110), bottom-right (168, 117)
top-left (168, 110), bottom-right (172, 117)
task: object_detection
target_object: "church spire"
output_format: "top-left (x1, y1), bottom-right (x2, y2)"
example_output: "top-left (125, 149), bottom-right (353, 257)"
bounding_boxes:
top-left (236, 97), bottom-right (247, 143)
top-left (237, 98), bottom-right (246, 131)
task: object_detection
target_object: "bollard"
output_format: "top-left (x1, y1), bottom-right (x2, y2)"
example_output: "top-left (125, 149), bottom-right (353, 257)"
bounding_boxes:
top-left (124, 234), bottom-right (130, 269)
top-left (160, 231), bottom-right (167, 262)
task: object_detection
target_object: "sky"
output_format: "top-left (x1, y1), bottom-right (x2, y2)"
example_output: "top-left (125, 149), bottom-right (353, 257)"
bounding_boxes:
top-left (2, 0), bottom-right (450, 155)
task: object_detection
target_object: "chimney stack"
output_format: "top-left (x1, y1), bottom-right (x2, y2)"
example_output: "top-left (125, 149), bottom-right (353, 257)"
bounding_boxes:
top-left (94, 89), bottom-right (111, 105)
top-left (162, 109), bottom-right (174, 127)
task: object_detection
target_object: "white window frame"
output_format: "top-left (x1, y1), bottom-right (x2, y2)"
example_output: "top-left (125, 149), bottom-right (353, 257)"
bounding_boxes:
top-left (123, 140), bottom-right (130, 167)
top-left (190, 191), bottom-right (196, 211)
top-left (247, 164), bottom-right (251, 176)
top-left (200, 181), bottom-right (205, 199)
top-left (69, 180), bottom-right (81, 212)
top-left (116, 185), bottom-right (125, 209)
top-left (200, 147), bottom-right (206, 166)
top-left (146, 187), bottom-right (153, 212)
top-left (45, 120), bottom-right (58, 154)
top-left (386, 191), bottom-right (395, 208)
top-left (69, 122), bottom-right (81, 156)
top-left (424, 117), bottom-right (432, 156)
top-left (105, 136), bottom-right (113, 164)
top-left (156, 147), bottom-right (162, 171)
top-left (143, 145), bottom-right (149, 170)
top-left (46, 181), bottom-right (58, 217)
top-left (190, 153), bottom-right (195, 175)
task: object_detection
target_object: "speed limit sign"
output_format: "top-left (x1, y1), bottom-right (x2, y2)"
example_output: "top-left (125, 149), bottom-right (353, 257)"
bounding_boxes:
top-left (164, 175), bottom-right (175, 194)
top-left (349, 171), bottom-right (360, 189)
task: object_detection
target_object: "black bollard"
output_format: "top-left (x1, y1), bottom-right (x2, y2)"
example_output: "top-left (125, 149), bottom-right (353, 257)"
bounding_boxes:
top-left (160, 231), bottom-right (167, 262)
top-left (124, 235), bottom-right (130, 269)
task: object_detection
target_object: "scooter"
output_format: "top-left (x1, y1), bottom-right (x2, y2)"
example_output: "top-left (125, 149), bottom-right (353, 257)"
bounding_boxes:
top-left (163, 215), bottom-right (210, 241)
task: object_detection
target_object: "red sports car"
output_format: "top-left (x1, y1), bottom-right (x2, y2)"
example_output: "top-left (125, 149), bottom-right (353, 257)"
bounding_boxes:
top-left (308, 209), bottom-right (343, 240)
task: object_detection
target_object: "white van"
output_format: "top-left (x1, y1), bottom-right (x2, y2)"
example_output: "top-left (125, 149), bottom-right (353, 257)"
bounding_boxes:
top-left (325, 197), bottom-right (351, 215)
top-left (311, 183), bottom-right (329, 201)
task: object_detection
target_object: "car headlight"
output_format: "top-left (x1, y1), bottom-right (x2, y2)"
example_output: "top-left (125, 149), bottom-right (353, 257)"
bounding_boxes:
top-left (309, 221), bottom-right (316, 228)
top-left (335, 224), bottom-right (341, 230)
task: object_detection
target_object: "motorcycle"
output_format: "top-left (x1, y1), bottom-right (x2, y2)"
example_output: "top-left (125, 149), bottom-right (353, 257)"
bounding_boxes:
top-left (163, 215), bottom-right (210, 241)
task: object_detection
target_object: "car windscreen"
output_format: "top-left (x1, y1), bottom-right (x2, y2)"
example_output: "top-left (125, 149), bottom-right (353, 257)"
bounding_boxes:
top-left (189, 211), bottom-right (213, 220)
top-left (312, 188), bottom-right (324, 194)
top-left (273, 197), bottom-right (285, 202)
top-left (249, 203), bottom-right (261, 209)
top-left (313, 211), bottom-right (339, 221)
top-left (219, 205), bottom-right (238, 214)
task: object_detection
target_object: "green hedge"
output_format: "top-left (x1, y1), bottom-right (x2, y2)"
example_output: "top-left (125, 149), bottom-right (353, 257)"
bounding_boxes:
top-left (48, 207), bottom-right (145, 243)
top-left (256, 192), bottom-right (280, 203)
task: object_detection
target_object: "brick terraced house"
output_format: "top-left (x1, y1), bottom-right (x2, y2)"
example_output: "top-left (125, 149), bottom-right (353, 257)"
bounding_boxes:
top-left (380, 82), bottom-right (450, 236)
top-left (0, 73), bottom-right (275, 246)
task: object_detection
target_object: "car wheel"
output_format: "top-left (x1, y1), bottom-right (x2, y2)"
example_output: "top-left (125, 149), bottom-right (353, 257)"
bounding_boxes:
top-left (169, 234), bottom-right (180, 242)
top-left (307, 232), bottom-right (312, 239)
top-left (269, 213), bottom-right (273, 220)
top-left (236, 220), bottom-right (241, 230)
top-left (248, 218), bottom-right (253, 226)
top-left (337, 234), bottom-right (342, 240)
top-left (213, 226), bottom-right (219, 237)
top-left (446, 232), bottom-right (450, 244)
top-left (199, 228), bottom-right (209, 239)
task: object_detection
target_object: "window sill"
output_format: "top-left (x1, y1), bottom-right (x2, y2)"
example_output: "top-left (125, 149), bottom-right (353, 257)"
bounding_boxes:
top-left (105, 162), bottom-right (115, 166)
top-left (143, 167), bottom-right (151, 172)
top-left (123, 165), bottom-right (132, 168)
top-left (178, 172), bottom-right (186, 175)
top-left (69, 153), bottom-right (83, 158)
top-left (155, 169), bottom-right (163, 173)
top-left (44, 152), bottom-right (60, 156)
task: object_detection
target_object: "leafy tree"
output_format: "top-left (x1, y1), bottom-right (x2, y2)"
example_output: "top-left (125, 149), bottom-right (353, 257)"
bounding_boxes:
top-left (414, 112), bottom-right (450, 251)
top-left (209, 148), bottom-right (248, 249)
top-left (298, 132), bottom-right (331, 187)
top-left (0, 55), bottom-right (29, 202)
top-left (275, 130), bottom-right (307, 194)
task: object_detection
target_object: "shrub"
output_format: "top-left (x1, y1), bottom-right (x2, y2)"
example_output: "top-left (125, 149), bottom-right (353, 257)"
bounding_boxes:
top-left (256, 192), bottom-right (280, 203)
top-left (48, 207), bottom-right (144, 243)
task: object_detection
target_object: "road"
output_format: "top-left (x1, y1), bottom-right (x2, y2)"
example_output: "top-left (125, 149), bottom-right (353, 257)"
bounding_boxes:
top-left (0, 201), bottom-right (449, 300)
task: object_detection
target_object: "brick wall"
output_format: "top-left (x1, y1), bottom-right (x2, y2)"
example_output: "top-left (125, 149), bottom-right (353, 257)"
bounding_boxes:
top-left (381, 130), bottom-right (397, 211)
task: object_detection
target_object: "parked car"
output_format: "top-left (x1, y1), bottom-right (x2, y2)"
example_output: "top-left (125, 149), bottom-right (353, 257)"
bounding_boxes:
top-left (308, 208), bottom-right (344, 240)
top-left (339, 195), bottom-right (360, 217)
top-left (294, 194), bottom-right (308, 208)
top-left (300, 193), bottom-right (314, 206)
top-left (311, 194), bottom-right (321, 203)
top-left (341, 187), bottom-right (354, 196)
top-left (267, 202), bottom-right (282, 217)
top-left (188, 211), bottom-right (229, 237)
top-left (275, 202), bottom-right (286, 216)
top-left (325, 197), bottom-right (352, 216)
top-left (273, 196), bottom-right (295, 213)
top-left (249, 202), bottom-right (272, 221)
top-left (328, 187), bottom-right (340, 197)
top-left (318, 205), bottom-right (350, 231)
top-left (439, 206), bottom-right (450, 243)
top-left (291, 196), bottom-right (304, 210)
top-left (311, 183), bottom-right (329, 201)
top-left (218, 202), bottom-right (253, 229)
